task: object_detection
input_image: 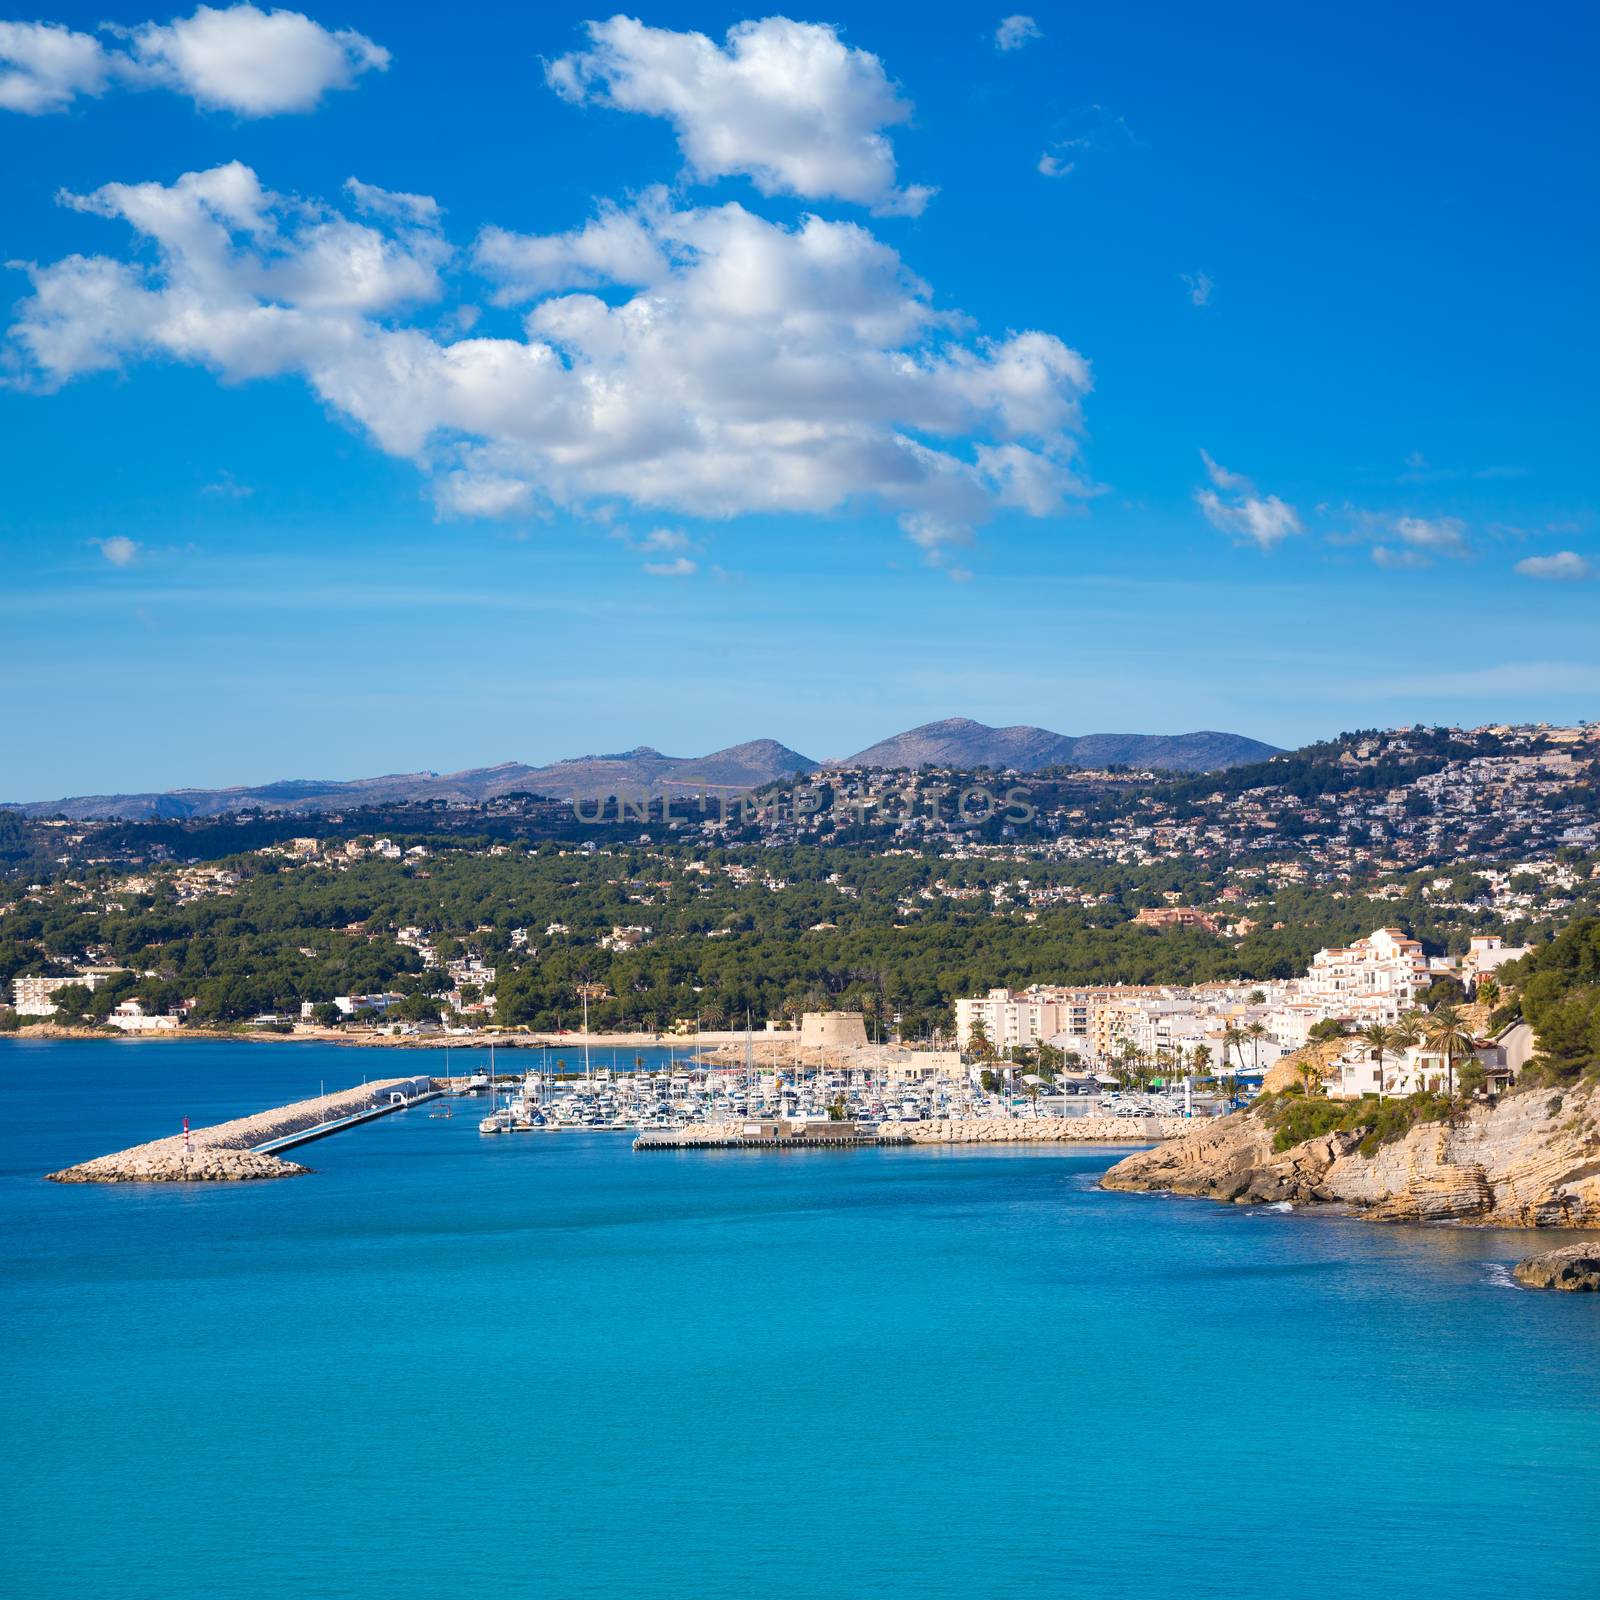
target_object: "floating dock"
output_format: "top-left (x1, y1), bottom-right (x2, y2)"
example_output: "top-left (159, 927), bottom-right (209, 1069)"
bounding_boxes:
top-left (47, 1078), bottom-right (438, 1183)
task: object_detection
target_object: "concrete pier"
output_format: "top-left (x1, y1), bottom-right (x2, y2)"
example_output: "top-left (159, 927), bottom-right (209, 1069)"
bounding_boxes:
top-left (47, 1079), bottom-right (436, 1183)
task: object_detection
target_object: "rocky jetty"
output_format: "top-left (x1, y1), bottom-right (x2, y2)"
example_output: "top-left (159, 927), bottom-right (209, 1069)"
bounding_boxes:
top-left (47, 1079), bottom-right (422, 1183)
top-left (1102, 1081), bottom-right (1600, 1227)
top-left (1512, 1242), bottom-right (1600, 1291)
top-left (897, 1115), bottom-right (1192, 1144)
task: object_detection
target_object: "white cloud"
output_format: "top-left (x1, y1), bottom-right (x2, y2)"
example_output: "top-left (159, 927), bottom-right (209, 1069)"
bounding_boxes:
top-left (0, 7), bottom-right (387, 117)
top-left (474, 197), bottom-right (668, 302)
top-left (122, 5), bottom-right (388, 115)
top-left (1515, 550), bottom-right (1593, 581)
top-left (1180, 271), bottom-right (1212, 307)
top-left (1371, 545), bottom-right (1430, 571)
top-left (0, 21), bottom-right (113, 113)
top-left (546, 16), bottom-right (932, 215)
top-left (994, 15), bottom-right (1041, 51)
top-left (345, 177), bottom-right (438, 228)
top-left (1194, 450), bottom-right (1302, 551)
top-left (637, 527), bottom-right (692, 552)
top-left (433, 472), bottom-right (536, 518)
top-left (201, 469), bottom-right (252, 497)
top-left (643, 555), bottom-right (697, 577)
top-left (95, 535), bottom-right (140, 566)
top-left (1393, 514), bottom-right (1468, 558)
top-left (9, 163), bottom-right (1093, 564)
top-left (1037, 105), bottom-right (1139, 179)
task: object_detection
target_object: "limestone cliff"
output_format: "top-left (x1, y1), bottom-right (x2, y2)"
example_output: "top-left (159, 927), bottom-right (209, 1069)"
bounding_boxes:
top-left (1101, 1081), bottom-right (1600, 1227)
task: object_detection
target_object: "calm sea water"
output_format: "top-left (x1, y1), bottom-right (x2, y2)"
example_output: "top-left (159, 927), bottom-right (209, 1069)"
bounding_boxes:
top-left (3, 1037), bottom-right (1596, 1600)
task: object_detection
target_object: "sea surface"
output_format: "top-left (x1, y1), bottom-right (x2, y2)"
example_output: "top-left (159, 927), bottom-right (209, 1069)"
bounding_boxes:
top-left (3, 1036), bottom-right (1597, 1600)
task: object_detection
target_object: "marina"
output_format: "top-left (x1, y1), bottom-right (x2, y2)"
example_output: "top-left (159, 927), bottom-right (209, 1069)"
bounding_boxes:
top-left (42, 1046), bottom-right (1204, 1181)
top-left (8, 1037), bottom-right (1596, 1600)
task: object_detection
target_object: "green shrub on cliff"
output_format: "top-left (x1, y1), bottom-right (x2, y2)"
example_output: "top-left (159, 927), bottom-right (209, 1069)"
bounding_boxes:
top-left (1255, 1090), bottom-right (1452, 1155)
top-left (1504, 918), bottom-right (1600, 1085)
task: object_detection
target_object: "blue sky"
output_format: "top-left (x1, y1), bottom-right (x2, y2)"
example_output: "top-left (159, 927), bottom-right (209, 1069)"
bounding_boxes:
top-left (2, 1), bottom-right (1596, 799)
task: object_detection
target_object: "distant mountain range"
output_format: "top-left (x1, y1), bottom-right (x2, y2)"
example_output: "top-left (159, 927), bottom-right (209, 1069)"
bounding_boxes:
top-left (841, 719), bottom-right (1280, 774)
top-left (8, 721), bottom-right (1280, 821)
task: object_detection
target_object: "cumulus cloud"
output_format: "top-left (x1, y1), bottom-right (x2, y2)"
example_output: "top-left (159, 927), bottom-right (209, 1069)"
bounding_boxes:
top-left (473, 196), bottom-right (668, 302)
top-left (1036, 152), bottom-right (1074, 178)
top-left (642, 555), bottom-right (697, 577)
top-left (1194, 450), bottom-right (1301, 551)
top-left (122, 5), bottom-right (388, 113)
top-left (1515, 551), bottom-right (1593, 581)
top-left (0, 21), bottom-right (113, 113)
top-left (545, 16), bottom-right (932, 214)
top-left (8, 162), bottom-right (1093, 564)
top-left (95, 535), bottom-right (140, 565)
top-left (0, 6), bottom-right (387, 117)
top-left (1180, 271), bottom-right (1212, 307)
top-left (994, 15), bottom-right (1041, 51)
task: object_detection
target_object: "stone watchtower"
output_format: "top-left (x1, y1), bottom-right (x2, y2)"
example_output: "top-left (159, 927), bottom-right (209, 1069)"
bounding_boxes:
top-left (799, 1011), bottom-right (870, 1050)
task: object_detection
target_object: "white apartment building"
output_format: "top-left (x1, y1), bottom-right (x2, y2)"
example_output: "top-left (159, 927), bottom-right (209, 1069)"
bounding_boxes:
top-left (1462, 934), bottom-right (1532, 981)
top-left (11, 968), bottom-right (121, 1016)
top-left (1291, 928), bottom-right (1430, 1023)
top-left (955, 989), bottom-right (1078, 1051)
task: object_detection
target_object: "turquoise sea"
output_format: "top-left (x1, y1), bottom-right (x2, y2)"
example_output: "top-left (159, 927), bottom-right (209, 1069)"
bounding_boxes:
top-left (3, 1037), bottom-right (1597, 1600)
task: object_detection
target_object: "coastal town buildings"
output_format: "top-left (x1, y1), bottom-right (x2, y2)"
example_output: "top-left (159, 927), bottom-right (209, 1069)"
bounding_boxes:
top-left (954, 926), bottom-right (1525, 1076)
top-left (105, 1000), bottom-right (180, 1033)
top-left (12, 968), bottom-right (123, 1016)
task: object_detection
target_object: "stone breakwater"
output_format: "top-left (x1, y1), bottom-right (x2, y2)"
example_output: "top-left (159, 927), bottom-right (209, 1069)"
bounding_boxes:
top-left (47, 1079), bottom-right (423, 1184)
top-left (1101, 1081), bottom-right (1600, 1227)
top-left (895, 1116), bottom-right (1193, 1144)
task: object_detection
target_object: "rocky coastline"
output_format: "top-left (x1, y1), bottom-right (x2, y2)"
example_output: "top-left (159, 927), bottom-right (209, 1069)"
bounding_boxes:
top-left (1101, 1081), bottom-right (1600, 1232)
top-left (1512, 1242), bottom-right (1600, 1292)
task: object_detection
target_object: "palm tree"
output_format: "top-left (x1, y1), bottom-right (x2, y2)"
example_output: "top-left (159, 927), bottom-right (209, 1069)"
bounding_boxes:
top-left (1422, 1005), bottom-right (1478, 1097)
top-left (1295, 1053), bottom-right (1327, 1098)
top-left (1222, 1025), bottom-right (1248, 1075)
top-left (1245, 1020), bottom-right (1268, 1073)
top-left (1391, 1010), bottom-right (1425, 1091)
top-left (1359, 1022), bottom-right (1402, 1102)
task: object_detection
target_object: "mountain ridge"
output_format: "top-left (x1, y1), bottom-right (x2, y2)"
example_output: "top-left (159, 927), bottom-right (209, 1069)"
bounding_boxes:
top-left (8, 723), bottom-right (1280, 820)
top-left (840, 718), bottom-right (1280, 774)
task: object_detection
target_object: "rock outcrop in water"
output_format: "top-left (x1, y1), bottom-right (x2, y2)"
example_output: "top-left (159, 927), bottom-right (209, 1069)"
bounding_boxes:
top-left (1101, 1082), bottom-right (1600, 1227)
top-left (1512, 1243), bottom-right (1600, 1291)
top-left (47, 1079), bottom-right (421, 1183)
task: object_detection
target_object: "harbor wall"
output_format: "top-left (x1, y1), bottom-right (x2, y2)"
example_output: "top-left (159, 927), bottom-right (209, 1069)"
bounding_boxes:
top-left (895, 1116), bottom-right (1194, 1144)
top-left (47, 1078), bottom-right (426, 1184)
